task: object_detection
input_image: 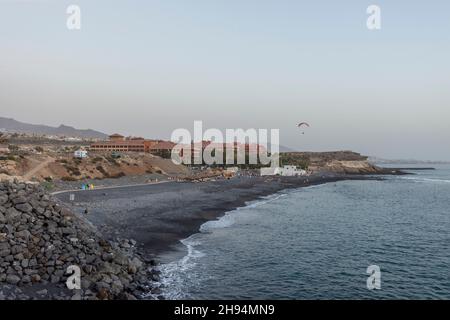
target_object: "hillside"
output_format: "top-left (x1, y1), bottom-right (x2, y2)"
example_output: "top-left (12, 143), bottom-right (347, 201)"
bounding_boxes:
top-left (0, 117), bottom-right (108, 139)
top-left (280, 151), bottom-right (391, 174)
top-left (0, 152), bottom-right (190, 184)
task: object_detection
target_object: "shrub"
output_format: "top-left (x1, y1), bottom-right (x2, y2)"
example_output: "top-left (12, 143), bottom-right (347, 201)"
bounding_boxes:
top-left (96, 165), bottom-right (109, 177)
top-left (64, 165), bottom-right (81, 176)
top-left (110, 172), bottom-right (125, 179)
top-left (106, 157), bottom-right (119, 166)
top-left (279, 153), bottom-right (310, 170)
top-left (41, 181), bottom-right (55, 191)
top-left (0, 133), bottom-right (8, 144)
top-left (91, 157), bottom-right (103, 163)
top-left (61, 176), bottom-right (77, 181)
top-left (8, 145), bottom-right (19, 152)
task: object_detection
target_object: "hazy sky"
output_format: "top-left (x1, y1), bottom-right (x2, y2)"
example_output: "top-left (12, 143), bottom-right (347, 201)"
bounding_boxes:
top-left (1, 0), bottom-right (449, 160)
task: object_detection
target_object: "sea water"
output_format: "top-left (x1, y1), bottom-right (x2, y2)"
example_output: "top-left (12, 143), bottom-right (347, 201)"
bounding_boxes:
top-left (157, 165), bottom-right (450, 299)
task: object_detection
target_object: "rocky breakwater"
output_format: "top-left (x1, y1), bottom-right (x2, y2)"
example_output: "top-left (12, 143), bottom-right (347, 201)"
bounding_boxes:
top-left (0, 181), bottom-right (157, 300)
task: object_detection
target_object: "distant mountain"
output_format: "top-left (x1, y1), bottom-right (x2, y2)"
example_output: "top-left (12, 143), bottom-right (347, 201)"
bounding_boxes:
top-left (278, 145), bottom-right (297, 152)
top-left (0, 117), bottom-right (108, 139)
top-left (266, 144), bottom-right (297, 153)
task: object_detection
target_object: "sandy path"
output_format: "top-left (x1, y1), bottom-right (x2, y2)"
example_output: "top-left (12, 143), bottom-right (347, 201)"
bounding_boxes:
top-left (23, 157), bottom-right (54, 180)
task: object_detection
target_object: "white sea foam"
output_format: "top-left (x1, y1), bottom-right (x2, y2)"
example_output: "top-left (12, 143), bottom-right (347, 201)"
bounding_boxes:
top-left (399, 177), bottom-right (450, 184)
top-left (156, 191), bottom-right (288, 299)
top-left (200, 193), bottom-right (286, 232)
top-left (200, 212), bottom-right (236, 231)
top-left (152, 235), bottom-right (205, 300)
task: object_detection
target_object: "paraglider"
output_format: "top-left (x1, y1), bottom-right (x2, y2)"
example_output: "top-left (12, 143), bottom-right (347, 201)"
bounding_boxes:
top-left (297, 122), bottom-right (310, 134)
top-left (297, 122), bottom-right (310, 128)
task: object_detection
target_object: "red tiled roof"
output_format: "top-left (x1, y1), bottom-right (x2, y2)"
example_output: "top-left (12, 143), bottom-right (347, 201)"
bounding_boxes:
top-left (91, 140), bottom-right (144, 146)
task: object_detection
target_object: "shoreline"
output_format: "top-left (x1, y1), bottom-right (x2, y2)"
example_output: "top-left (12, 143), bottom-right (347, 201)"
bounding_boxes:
top-left (156, 174), bottom-right (392, 266)
top-left (54, 173), bottom-right (390, 262)
top-left (156, 188), bottom-right (295, 269)
top-left (152, 167), bottom-right (450, 300)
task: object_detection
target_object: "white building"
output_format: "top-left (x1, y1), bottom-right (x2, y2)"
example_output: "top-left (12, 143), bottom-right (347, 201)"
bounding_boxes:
top-left (65, 137), bottom-right (83, 142)
top-left (74, 150), bottom-right (88, 158)
top-left (260, 165), bottom-right (306, 177)
top-left (260, 167), bottom-right (281, 176)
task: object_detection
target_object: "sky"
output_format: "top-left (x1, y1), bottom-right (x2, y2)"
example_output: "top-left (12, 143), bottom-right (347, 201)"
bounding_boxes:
top-left (1, 0), bottom-right (449, 160)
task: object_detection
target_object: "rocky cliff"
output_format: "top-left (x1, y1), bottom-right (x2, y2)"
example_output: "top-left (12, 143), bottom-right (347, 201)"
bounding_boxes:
top-left (281, 151), bottom-right (396, 174)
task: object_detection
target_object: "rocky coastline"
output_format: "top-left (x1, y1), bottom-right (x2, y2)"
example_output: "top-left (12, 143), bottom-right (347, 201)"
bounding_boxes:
top-left (0, 181), bottom-right (159, 300)
top-left (1, 168), bottom-right (407, 300)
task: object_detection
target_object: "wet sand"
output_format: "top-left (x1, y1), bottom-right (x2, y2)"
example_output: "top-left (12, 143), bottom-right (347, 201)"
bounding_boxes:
top-left (54, 174), bottom-right (384, 260)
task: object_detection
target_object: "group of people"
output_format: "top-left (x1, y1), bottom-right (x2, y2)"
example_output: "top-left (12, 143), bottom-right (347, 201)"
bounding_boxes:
top-left (81, 183), bottom-right (95, 190)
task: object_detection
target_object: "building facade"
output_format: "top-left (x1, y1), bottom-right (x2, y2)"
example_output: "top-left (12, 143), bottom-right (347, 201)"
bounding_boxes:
top-left (90, 135), bottom-right (266, 164)
top-left (74, 150), bottom-right (88, 158)
top-left (90, 134), bottom-right (166, 154)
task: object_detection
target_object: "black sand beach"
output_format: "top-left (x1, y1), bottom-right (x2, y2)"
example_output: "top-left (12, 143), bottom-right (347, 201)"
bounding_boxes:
top-left (54, 174), bottom-right (386, 261)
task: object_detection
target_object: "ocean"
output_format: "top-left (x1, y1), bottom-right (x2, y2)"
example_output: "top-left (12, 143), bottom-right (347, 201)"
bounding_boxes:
top-left (157, 165), bottom-right (450, 299)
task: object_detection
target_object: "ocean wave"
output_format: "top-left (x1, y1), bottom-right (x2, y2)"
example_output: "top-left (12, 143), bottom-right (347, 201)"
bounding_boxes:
top-left (152, 235), bottom-right (205, 300)
top-left (200, 193), bottom-right (287, 232)
top-left (156, 191), bottom-right (288, 299)
top-left (399, 177), bottom-right (450, 184)
top-left (200, 213), bottom-right (236, 231)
